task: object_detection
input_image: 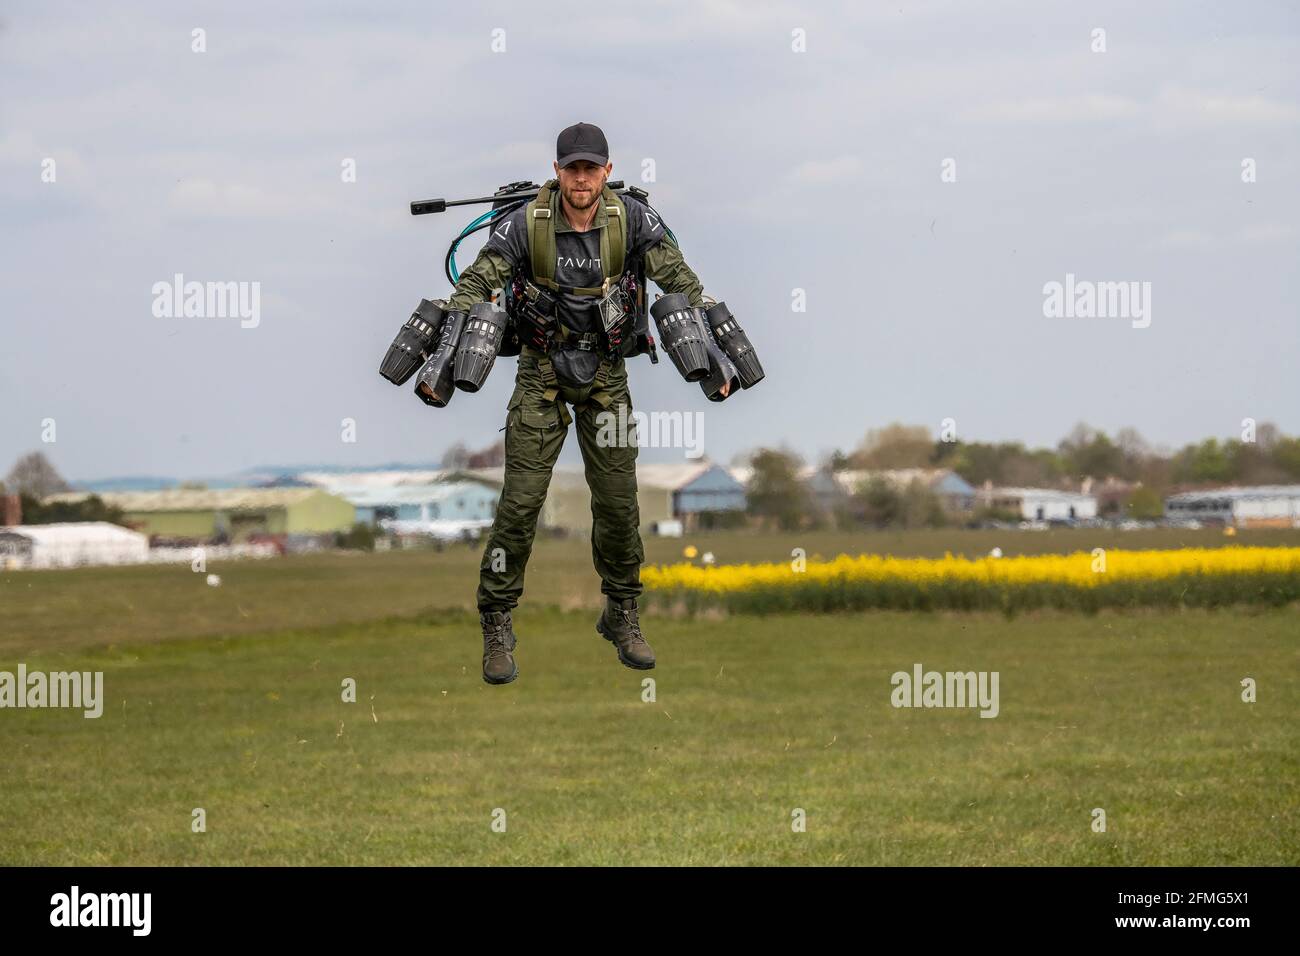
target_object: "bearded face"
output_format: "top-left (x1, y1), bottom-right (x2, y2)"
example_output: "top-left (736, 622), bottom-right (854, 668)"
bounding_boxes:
top-left (555, 159), bottom-right (611, 211)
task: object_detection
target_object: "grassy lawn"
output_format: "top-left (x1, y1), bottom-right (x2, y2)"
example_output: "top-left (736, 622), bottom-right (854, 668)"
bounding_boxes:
top-left (1, 537), bottom-right (1296, 864)
top-left (0, 538), bottom-right (1294, 868)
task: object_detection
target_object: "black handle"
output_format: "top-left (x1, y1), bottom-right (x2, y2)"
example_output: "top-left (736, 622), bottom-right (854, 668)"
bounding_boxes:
top-left (410, 181), bottom-right (628, 216)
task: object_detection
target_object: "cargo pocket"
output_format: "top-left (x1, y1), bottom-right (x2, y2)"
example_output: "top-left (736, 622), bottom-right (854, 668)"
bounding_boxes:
top-left (520, 402), bottom-right (560, 458)
top-left (503, 391), bottom-right (524, 459)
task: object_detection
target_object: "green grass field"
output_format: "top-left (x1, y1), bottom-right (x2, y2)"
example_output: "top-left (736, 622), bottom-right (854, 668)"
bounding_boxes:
top-left (1, 528), bottom-right (1297, 865)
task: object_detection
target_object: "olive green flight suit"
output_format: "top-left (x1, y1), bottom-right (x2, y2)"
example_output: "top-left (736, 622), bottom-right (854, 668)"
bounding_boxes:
top-left (476, 343), bottom-right (642, 610)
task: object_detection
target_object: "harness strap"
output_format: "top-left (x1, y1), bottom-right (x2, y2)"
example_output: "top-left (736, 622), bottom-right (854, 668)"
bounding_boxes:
top-left (601, 188), bottom-right (625, 280)
top-left (553, 324), bottom-right (600, 349)
top-left (536, 350), bottom-right (560, 402)
top-left (529, 181), bottom-right (557, 292)
top-left (572, 358), bottom-right (617, 413)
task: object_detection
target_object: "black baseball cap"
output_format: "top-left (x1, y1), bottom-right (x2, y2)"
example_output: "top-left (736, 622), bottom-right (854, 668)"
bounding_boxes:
top-left (556, 122), bottom-right (609, 168)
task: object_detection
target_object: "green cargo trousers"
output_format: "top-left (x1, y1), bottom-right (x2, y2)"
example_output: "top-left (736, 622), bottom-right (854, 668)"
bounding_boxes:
top-left (476, 344), bottom-right (644, 611)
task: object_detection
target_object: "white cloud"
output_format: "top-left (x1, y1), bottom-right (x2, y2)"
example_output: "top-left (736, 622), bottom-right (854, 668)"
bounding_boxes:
top-left (1233, 223), bottom-right (1297, 244)
top-left (0, 129), bottom-right (92, 190)
top-left (1155, 86), bottom-right (1300, 127)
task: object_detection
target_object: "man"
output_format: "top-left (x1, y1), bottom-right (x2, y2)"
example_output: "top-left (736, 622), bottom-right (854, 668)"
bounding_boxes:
top-left (443, 122), bottom-right (719, 685)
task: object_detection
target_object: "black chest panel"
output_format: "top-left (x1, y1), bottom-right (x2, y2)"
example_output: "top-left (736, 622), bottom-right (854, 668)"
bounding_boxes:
top-left (552, 229), bottom-right (605, 335)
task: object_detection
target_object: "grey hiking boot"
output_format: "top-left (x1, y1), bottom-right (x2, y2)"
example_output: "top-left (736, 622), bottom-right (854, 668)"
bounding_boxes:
top-left (481, 609), bottom-right (518, 685)
top-left (596, 596), bottom-right (656, 670)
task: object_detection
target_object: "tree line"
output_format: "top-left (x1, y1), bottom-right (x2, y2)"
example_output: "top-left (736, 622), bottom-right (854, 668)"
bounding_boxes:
top-left (742, 422), bottom-right (1300, 531)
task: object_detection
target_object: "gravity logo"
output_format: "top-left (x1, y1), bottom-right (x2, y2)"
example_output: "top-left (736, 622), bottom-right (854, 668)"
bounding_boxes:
top-left (50, 886), bottom-right (151, 936)
top-left (644, 210), bottom-right (661, 233)
top-left (557, 255), bottom-right (601, 270)
top-left (492, 219), bottom-right (513, 241)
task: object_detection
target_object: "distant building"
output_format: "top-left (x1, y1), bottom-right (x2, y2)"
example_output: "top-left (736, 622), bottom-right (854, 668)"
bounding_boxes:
top-left (41, 488), bottom-right (355, 542)
top-left (348, 480), bottom-right (498, 525)
top-left (298, 472), bottom-right (499, 528)
top-left (1164, 485), bottom-right (1300, 528)
top-left (0, 522), bottom-right (149, 570)
top-left (639, 462), bottom-right (746, 529)
top-left (792, 467), bottom-right (977, 517)
top-left (977, 486), bottom-right (1098, 522)
top-left (1083, 476), bottom-right (1142, 515)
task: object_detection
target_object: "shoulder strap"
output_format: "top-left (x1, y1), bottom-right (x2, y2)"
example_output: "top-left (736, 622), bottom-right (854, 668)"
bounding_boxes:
top-left (600, 185), bottom-right (625, 283)
top-left (529, 179), bottom-right (557, 289)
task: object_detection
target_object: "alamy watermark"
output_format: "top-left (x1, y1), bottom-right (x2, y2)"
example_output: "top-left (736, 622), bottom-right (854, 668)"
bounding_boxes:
top-left (890, 663), bottom-right (999, 718)
top-left (152, 273), bottom-right (260, 329)
top-left (1042, 273), bottom-right (1151, 329)
top-left (596, 405), bottom-right (705, 459)
top-left (1, 665), bottom-right (103, 718)
top-left (50, 886), bottom-right (150, 935)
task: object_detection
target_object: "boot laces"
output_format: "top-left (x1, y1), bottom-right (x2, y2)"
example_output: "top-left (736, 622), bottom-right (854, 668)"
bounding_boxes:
top-left (483, 616), bottom-right (514, 654)
top-left (614, 605), bottom-right (645, 645)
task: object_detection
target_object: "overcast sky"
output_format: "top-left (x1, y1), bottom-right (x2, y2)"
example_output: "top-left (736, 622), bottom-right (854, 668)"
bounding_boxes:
top-left (2, 1), bottom-right (1297, 483)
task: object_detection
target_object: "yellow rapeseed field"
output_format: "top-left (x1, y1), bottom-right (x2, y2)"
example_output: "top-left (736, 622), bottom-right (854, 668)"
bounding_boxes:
top-left (644, 546), bottom-right (1300, 594)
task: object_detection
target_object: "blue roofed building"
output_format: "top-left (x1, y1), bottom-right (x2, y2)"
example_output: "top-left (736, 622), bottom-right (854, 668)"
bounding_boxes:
top-left (638, 462), bottom-right (747, 531)
top-left (347, 481), bottom-right (498, 525)
top-left (293, 470), bottom-right (500, 539)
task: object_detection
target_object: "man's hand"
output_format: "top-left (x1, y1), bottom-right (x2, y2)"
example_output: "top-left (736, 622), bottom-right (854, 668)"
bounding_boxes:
top-left (719, 380), bottom-right (731, 398)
